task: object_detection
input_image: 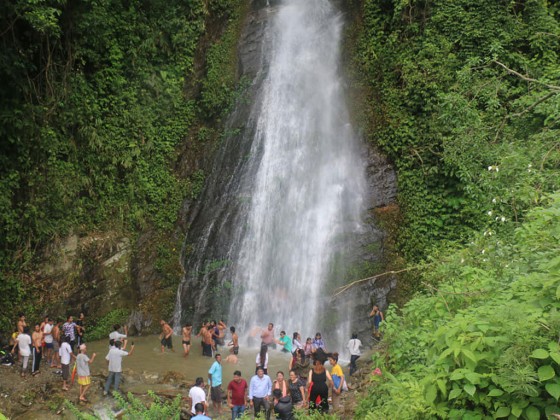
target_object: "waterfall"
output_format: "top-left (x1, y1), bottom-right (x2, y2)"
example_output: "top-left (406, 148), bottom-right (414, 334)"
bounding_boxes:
top-left (228, 0), bottom-right (367, 340)
top-left (174, 0), bottom-right (371, 350)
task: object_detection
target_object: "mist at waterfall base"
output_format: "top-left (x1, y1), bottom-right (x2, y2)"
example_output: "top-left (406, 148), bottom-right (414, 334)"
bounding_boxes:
top-left (175, 0), bottom-right (371, 355)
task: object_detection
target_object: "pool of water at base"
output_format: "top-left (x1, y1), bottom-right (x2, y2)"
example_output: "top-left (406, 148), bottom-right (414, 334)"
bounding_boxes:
top-left (85, 335), bottom-right (294, 383)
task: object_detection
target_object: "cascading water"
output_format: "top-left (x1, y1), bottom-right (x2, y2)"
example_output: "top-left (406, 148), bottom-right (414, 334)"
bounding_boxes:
top-left (228, 0), bottom-right (367, 339)
top-left (174, 0), bottom-right (376, 350)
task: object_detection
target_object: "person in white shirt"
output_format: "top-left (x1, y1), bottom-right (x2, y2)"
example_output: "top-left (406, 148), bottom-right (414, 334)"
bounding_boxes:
top-left (347, 333), bottom-right (362, 376)
top-left (11, 326), bottom-right (32, 377)
top-left (59, 336), bottom-right (75, 390)
top-left (188, 377), bottom-right (208, 415)
top-left (109, 324), bottom-right (128, 349)
top-left (104, 340), bottom-right (134, 396)
top-left (43, 318), bottom-right (54, 366)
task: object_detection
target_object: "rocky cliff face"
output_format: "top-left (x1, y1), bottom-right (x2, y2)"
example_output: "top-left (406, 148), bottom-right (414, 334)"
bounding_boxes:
top-left (19, 0), bottom-right (398, 339)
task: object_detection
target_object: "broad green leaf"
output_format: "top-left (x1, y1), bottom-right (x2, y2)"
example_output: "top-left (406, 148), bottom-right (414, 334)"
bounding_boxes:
top-left (450, 370), bottom-right (465, 380)
top-left (437, 379), bottom-right (447, 397)
top-left (448, 388), bottom-right (462, 400)
top-left (425, 384), bottom-right (437, 403)
top-left (538, 365), bottom-right (556, 381)
top-left (524, 406), bottom-right (540, 420)
top-left (487, 388), bottom-right (504, 397)
top-left (437, 348), bottom-right (453, 361)
top-left (530, 348), bottom-right (549, 359)
top-left (511, 404), bottom-right (522, 418)
top-left (550, 352), bottom-right (560, 365)
top-left (464, 383), bottom-right (476, 396)
top-left (546, 383), bottom-right (560, 400)
top-left (465, 371), bottom-right (481, 384)
top-left (462, 349), bottom-right (478, 364)
top-left (556, 284), bottom-right (560, 300)
top-left (494, 406), bottom-right (510, 418)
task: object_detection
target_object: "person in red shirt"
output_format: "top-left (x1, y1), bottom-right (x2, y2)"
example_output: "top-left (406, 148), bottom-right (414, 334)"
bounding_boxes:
top-left (227, 370), bottom-right (248, 419)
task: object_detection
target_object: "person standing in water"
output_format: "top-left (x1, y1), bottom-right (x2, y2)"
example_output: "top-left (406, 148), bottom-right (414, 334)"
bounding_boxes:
top-left (228, 326), bottom-right (239, 355)
top-left (256, 345), bottom-right (269, 375)
top-left (159, 320), bottom-right (174, 353)
top-left (261, 323), bottom-right (275, 348)
top-left (182, 323), bottom-right (193, 357)
top-left (276, 331), bottom-right (292, 353)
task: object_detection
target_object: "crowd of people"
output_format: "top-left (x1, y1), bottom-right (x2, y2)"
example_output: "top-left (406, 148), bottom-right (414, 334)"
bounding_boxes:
top-left (6, 306), bottom-right (384, 419)
top-left (184, 320), bottom-right (367, 419)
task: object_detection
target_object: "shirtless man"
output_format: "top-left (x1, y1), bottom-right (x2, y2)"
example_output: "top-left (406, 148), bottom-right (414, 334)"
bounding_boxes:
top-left (228, 326), bottom-right (239, 355)
top-left (51, 320), bottom-right (62, 368)
top-left (182, 323), bottom-right (193, 357)
top-left (17, 313), bottom-right (26, 334)
top-left (160, 320), bottom-right (174, 353)
top-left (31, 324), bottom-right (43, 375)
top-left (202, 324), bottom-right (214, 357)
top-left (196, 322), bottom-right (208, 355)
top-left (217, 320), bottom-right (227, 346)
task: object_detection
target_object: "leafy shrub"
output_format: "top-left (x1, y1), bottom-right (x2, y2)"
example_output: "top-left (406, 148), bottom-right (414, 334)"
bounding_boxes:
top-left (357, 193), bottom-right (560, 418)
top-left (87, 309), bottom-right (129, 342)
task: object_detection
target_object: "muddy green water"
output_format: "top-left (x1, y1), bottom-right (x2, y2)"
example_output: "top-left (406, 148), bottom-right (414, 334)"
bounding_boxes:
top-left (86, 335), bottom-right (294, 383)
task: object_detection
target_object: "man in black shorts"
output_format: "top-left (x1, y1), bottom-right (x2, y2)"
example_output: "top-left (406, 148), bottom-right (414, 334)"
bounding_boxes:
top-left (182, 323), bottom-right (192, 357)
top-left (160, 320), bottom-right (174, 353)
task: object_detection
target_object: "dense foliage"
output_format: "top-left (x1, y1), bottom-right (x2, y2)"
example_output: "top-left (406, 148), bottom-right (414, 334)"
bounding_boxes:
top-left (358, 194), bottom-right (560, 418)
top-left (357, 0), bottom-right (559, 262)
top-left (0, 0), bottom-right (244, 332)
top-left (355, 0), bottom-right (560, 416)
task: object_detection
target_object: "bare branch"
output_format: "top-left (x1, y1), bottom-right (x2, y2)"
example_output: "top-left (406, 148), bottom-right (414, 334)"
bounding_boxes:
top-left (331, 266), bottom-right (423, 298)
top-left (493, 60), bottom-right (560, 91)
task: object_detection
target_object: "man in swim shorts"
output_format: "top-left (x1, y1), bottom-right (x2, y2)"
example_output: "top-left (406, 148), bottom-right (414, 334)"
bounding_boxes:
top-left (182, 323), bottom-right (192, 357)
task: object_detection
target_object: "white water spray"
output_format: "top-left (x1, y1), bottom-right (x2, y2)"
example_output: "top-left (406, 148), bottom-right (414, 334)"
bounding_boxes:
top-left (228, 0), bottom-right (368, 346)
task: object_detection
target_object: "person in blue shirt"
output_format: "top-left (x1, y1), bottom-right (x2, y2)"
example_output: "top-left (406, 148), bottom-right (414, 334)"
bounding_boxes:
top-left (249, 367), bottom-right (272, 419)
top-left (275, 331), bottom-right (292, 353)
top-left (191, 402), bottom-right (212, 420)
top-left (208, 353), bottom-right (223, 416)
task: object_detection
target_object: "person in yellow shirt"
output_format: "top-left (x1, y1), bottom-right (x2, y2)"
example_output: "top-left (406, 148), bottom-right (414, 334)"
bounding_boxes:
top-left (329, 353), bottom-right (344, 411)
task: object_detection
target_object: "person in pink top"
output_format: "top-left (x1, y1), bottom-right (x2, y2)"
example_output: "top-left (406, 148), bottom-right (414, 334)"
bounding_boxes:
top-left (260, 323), bottom-right (275, 348)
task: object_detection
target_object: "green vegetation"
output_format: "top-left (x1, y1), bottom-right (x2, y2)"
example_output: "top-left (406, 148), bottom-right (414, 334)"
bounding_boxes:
top-left (355, 0), bottom-right (560, 416)
top-left (0, 0), bottom-right (246, 332)
top-left (65, 392), bottom-right (181, 419)
top-left (357, 0), bottom-right (559, 263)
top-left (87, 308), bottom-right (129, 342)
top-left (357, 194), bottom-right (560, 418)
